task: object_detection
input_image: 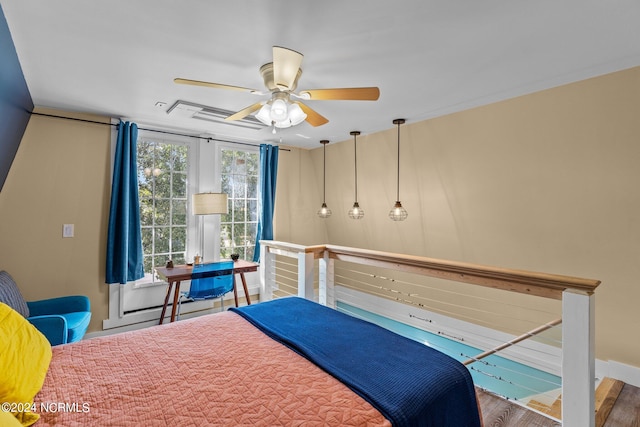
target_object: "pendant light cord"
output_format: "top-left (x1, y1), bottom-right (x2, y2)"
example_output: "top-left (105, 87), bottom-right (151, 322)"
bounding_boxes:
top-left (323, 141), bottom-right (327, 203)
top-left (354, 133), bottom-right (359, 203)
top-left (396, 122), bottom-right (401, 201)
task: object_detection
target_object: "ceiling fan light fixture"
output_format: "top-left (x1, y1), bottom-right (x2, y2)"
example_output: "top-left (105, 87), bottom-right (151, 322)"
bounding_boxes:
top-left (270, 98), bottom-right (288, 121)
top-left (288, 103), bottom-right (307, 126)
top-left (255, 104), bottom-right (272, 125)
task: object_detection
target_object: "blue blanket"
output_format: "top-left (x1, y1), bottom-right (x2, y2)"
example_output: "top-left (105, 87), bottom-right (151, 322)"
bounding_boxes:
top-left (231, 297), bottom-right (481, 427)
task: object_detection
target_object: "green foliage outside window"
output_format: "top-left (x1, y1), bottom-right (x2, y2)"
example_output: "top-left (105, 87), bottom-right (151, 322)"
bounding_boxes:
top-left (220, 149), bottom-right (259, 261)
top-left (138, 140), bottom-right (189, 274)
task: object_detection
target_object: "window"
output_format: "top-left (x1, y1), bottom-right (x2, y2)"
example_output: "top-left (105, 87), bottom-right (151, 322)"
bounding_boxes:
top-left (219, 147), bottom-right (259, 261)
top-left (137, 138), bottom-right (190, 282)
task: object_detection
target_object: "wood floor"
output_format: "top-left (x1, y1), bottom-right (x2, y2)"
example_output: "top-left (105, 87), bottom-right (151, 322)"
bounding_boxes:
top-left (477, 383), bottom-right (640, 427)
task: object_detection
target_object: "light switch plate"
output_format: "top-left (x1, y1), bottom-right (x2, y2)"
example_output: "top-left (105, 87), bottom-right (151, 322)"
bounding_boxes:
top-left (63, 224), bottom-right (74, 238)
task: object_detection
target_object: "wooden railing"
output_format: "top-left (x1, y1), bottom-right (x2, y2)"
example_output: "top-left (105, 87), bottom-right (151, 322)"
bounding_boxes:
top-left (259, 240), bottom-right (601, 427)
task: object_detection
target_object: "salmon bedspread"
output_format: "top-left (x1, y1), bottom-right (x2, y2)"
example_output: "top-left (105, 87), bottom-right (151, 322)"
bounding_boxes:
top-left (34, 298), bottom-right (481, 426)
top-left (35, 309), bottom-right (391, 426)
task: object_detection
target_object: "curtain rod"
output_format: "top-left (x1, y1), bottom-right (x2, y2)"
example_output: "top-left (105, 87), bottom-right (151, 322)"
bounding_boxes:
top-left (30, 111), bottom-right (291, 151)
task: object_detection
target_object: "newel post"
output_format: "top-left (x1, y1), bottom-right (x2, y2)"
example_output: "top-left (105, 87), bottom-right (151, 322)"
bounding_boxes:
top-left (561, 290), bottom-right (595, 427)
top-left (318, 249), bottom-right (335, 307)
top-left (259, 242), bottom-right (275, 302)
top-left (298, 251), bottom-right (315, 300)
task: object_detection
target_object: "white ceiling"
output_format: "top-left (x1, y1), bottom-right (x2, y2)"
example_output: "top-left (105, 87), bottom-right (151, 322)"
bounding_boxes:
top-left (2, 0), bottom-right (640, 149)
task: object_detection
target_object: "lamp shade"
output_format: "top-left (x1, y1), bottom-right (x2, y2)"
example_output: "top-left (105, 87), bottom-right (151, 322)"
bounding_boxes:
top-left (192, 193), bottom-right (228, 215)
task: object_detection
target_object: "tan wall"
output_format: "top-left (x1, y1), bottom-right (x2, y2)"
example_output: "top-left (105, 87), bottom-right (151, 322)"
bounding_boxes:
top-left (0, 108), bottom-right (112, 332)
top-left (310, 66), bottom-right (640, 368)
top-left (273, 145), bottom-right (327, 245)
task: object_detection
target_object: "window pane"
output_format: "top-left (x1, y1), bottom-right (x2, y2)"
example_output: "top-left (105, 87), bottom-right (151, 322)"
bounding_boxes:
top-left (154, 171), bottom-right (171, 199)
top-left (140, 199), bottom-right (155, 226)
top-left (233, 153), bottom-right (246, 174)
top-left (221, 174), bottom-right (231, 196)
top-left (172, 226), bottom-right (186, 252)
top-left (141, 226), bottom-right (153, 248)
top-left (137, 138), bottom-right (190, 285)
top-left (154, 199), bottom-right (171, 226)
top-left (143, 255), bottom-right (154, 274)
top-left (232, 199), bottom-right (246, 222)
top-left (232, 174), bottom-right (246, 198)
top-left (246, 246), bottom-right (255, 262)
top-left (247, 175), bottom-right (258, 199)
top-left (173, 145), bottom-right (188, 172)
top-left (155, 227), bottom-right (170, 253)
top-left (172, 172), bottom-right (187, 197)
top-left (246, 153), bottom-right (258, 175)
top-left (233, 223), bottom-right (246, 247)
top-left (247, 200), bottom-right (257, 222)
top-left (219, 147), bottom-right (259, 261)
top-left (172, 200), bottom-right (186, 225)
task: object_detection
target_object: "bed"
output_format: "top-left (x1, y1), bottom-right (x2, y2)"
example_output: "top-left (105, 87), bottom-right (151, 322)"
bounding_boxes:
top-left (2, 297), bottom-right (482, 426)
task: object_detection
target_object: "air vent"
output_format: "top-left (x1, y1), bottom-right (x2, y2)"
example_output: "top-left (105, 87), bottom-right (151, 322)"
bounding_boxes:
top-left (166, 100), bottom-right (266, 130)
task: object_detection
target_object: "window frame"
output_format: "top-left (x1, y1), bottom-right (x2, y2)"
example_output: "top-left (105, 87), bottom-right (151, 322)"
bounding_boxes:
top-left (133, 130), bottom-right (199, 288)
top-left (216, 141), bottom-right (260, 261)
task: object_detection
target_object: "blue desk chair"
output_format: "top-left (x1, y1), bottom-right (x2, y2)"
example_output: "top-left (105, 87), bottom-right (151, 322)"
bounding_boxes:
top-left (0, 271), bottom-right (91, 346)
top-left (177, 261), bottom-right (234, 319)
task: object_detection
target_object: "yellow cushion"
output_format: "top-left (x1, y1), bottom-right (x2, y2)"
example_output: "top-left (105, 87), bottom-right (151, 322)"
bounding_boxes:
top-left (0, 302), bottom-right (52, 426)
top-left (0, 410), bottom-right (24, 427)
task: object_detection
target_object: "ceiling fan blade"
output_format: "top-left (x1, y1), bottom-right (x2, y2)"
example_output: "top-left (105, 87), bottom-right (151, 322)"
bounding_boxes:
top-left (296, 102), bottom-right (329, 127)
top-left (174, 78), bottom-right (259, 93)
top-left (299, 87), bottom-right (380, 101)
top-left (273, 46), bottom-right (303, 91)
top-left (225, 102), bottom-right (264, 121)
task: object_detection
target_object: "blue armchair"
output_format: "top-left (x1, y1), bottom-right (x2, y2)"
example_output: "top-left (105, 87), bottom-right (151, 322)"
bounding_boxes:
top-left (0, 271), bottom-right (91, 346)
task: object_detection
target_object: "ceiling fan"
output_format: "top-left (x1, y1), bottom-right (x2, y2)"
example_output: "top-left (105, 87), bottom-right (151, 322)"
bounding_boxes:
top-left (174, 46), bottom-right (380, 130)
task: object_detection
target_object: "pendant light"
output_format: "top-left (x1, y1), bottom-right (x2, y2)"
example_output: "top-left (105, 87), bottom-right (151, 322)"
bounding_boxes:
top-left (348, 131), bottom-right (364, 219)
top-left (389, 119), bottom-right (408, 221)
top-left (317, 140), bottom-right (332, 218)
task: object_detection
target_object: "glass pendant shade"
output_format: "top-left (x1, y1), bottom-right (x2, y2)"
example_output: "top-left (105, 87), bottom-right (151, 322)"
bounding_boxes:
top-left (317, 140), bottom-right (332, 218)
top-left (348, 201), bottom-right (364, 219)
top-left (389, 201), bottom-right (408, 221)
top-left (255, 104), bottom-right (271, 124)
top-left (270, 98), bottom-right (288, 121)
top-left (317, 202), bottom-right (332, 218)
top-left (389, 119), bottom-right (408, 221)
top-left (287, 103), bottom-right (306, 126)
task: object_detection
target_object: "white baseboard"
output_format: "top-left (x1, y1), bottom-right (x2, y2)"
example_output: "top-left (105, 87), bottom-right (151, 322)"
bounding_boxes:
top-left (597, 360), bottom-right (640, 388)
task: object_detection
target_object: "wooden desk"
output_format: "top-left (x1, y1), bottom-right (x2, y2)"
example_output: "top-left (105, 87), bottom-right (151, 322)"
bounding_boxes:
top-left (155, 259), bottom-right (259, 324)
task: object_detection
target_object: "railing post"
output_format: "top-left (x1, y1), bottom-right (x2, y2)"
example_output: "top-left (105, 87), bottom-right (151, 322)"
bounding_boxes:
top-left (318, 249), bottom-right (335, 307)
top-left (562, 290), bottom-right (595, 427)
top-left (298, 251), bottom-right (315, 300)
top-left (259, 242), bottom-right (275, 302)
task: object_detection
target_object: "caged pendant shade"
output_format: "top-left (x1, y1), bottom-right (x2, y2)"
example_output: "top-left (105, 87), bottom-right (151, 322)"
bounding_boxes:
top-left (348, 131), bottom-right (364, 219)
top-left (317, 140), bottom-right (332, 218)
top-left (389, 119), bottom-right (408, 221)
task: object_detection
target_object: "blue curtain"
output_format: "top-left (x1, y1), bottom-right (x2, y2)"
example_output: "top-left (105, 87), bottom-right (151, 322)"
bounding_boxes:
top-left (106, 121), bottom-right (144, 284)
top-left (253, 144), bottom-right (279, 262)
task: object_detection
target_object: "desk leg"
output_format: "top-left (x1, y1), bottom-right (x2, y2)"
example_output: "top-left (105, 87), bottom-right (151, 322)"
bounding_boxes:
top-left (170, 280), bottom-right (182, 323)
top-left (159, 281), bottom-right (175, 325)
top-left (232, 275), bottom-right (240, 308)
top-left (240, 272), bottom-right (251, 305)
